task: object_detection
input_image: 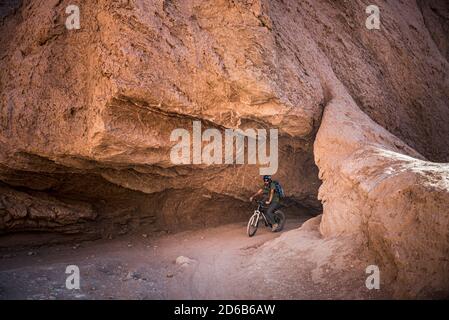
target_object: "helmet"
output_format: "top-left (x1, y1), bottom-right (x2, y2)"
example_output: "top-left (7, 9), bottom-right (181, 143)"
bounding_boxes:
top-left (262, 175), bottom-right (272, 182)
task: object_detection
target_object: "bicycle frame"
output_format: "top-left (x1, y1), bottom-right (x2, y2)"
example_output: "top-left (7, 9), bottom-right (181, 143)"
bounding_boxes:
top-left (253, 203), bottom-right (270, 226)
top-left (248, 200), bottom-right (285, 237)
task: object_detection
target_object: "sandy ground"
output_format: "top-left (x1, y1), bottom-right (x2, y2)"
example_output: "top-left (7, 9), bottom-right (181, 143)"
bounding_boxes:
top-left (0, 213), bottom-right (390, 300)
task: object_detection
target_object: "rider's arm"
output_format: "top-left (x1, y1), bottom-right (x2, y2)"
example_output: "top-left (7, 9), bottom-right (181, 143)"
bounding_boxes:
top-left (250, 189), bottom-right (263, 201)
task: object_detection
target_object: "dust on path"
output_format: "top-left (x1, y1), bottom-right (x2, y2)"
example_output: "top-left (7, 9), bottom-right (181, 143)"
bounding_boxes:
top-left (0, 216), bottom-right (309, 299)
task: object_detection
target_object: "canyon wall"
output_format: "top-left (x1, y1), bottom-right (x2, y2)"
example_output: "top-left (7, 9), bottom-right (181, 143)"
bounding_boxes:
top-left (1, 0), bottom-right (327, 235)
top-left (315, 80), bottom-right (449, 298)
top-left (1, 0), bottom-right (449, 296)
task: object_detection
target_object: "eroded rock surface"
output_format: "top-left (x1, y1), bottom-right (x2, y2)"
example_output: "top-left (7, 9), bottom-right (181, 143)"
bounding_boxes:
top-left (0, 0), bottom-right (449, 298)
top-left (314, 69), bottom-right (449, 298)
top-left (1, 0), bottom-right (328, 235)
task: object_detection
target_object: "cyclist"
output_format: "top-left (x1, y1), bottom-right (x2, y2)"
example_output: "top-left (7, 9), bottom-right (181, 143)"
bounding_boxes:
top-left (249, 175), bottom-right (281, 231)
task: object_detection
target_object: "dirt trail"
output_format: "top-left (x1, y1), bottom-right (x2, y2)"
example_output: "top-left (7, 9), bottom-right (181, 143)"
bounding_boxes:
top-left (0, 215), bottom-right (310, 299)
top-left (0, 213), bottom-right (391, 300)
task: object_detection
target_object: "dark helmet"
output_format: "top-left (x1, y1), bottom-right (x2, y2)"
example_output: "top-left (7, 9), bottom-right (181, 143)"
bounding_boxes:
top-left (263, 175), bottom-right (272, 182)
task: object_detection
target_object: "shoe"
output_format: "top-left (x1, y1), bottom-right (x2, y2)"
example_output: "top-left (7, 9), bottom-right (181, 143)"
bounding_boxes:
top-left (271, 223), bottom-right (279, 232)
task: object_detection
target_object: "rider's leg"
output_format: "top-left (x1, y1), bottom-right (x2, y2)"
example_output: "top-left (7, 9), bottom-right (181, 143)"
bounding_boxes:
top-left (266, 202), bottom-right (280, 225)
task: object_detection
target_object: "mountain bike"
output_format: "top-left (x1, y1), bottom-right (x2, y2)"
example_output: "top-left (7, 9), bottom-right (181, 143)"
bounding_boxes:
top-left (247, 200), bottom-right (286, 237)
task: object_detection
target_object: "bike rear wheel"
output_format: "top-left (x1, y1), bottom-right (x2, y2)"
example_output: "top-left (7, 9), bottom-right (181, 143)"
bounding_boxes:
top-left (272, 210), bottom-right (286, 232)
top-left (247, 214), bottom-right (259, 237)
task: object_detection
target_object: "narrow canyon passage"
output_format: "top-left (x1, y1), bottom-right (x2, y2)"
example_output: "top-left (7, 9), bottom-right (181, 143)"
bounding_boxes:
top-left (0, 215), bottom-right (300, 299)
top-left (1, 0), bottom-right (448, 300)
top-left (0, 211), bottom-right (388, 300)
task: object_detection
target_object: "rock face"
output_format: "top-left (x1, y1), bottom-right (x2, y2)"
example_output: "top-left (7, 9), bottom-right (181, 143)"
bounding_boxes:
top-left (248, 215), bottom-right (391, 299)
top-left (300, 0), bottom-right (449, 163)
top-left (307, 0), bottom-right (449, 298)
top-left (314, 79), bottom-right (449, 298)
top-left (1, 0), bottom-right (328, 235)
top-left (0, 0), bottom-right (449, 298)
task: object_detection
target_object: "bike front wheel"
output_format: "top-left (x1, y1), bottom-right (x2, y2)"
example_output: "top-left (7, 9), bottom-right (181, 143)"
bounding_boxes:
top-left (247, 213), bottom-right (259, 237)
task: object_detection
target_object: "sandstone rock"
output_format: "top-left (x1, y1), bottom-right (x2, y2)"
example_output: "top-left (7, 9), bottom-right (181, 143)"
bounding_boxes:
top-left (298, 0), bottom-right (449, 162)
top-left (248, 215), bottom-right (386, 299)
top-left (314, 75), bottom-right (449, 298)
top-left (175, 255), bottom-right (196, 266)
top-left (0, 0), bottom-right (327, 235)
top-left (0, 0), bottom-right (448, 299)
top-left (0, 183), bottom-right (97, 234)
top-left (2, 0), bottom-right (448, 236)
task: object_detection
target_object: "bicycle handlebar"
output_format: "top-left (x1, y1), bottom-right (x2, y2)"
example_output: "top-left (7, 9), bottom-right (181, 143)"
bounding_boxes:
top-left (253, 199), bottom-right (266, 206)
